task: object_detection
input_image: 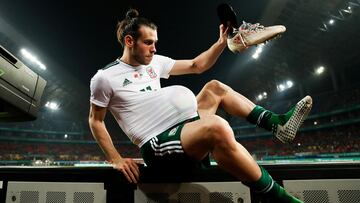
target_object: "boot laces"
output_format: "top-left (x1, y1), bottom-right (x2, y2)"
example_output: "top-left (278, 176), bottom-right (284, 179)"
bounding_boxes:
top-left (238, 21), bottom-right (265, 33)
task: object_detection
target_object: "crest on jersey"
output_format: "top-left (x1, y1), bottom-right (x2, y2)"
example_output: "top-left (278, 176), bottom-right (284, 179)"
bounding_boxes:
top-left (146, 66), bottom-right (157, 79)
top-left (168, 126), bottom-right (179, 136)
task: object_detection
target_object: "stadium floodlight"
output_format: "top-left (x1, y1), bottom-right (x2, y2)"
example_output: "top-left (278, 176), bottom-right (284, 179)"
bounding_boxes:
top-left (277, 80), bottom-right (294, 92)
top-left (286, 80), bottom-right (293, 88)
top-left (342, 8), bottom-right (352, 14)
top-left (45, 101), bottom-right (59, 110)
top-left (252, 53), bottom-right (259, 59)
top-left (20, 48), bottom-right (47, 70)
top-left (277, 84), bottom-right (285, 92)
top-left (256, 91), bottom-right (268, 101)
top-left (315, 66), bottom-right (325, 75)
top-left (252, 44), bottom-right (264, 59)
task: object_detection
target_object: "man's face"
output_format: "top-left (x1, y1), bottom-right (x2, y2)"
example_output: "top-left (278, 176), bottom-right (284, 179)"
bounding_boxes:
top-left (131, 26), bottom-right (158, 65)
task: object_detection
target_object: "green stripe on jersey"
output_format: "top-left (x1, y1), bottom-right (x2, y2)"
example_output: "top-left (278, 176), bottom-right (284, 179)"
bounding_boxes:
top-left (102, 60), bottom-right (119, 70)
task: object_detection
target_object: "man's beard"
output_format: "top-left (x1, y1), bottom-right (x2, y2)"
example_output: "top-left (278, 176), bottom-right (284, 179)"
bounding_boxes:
top-left (132, 47), bottom-right (150, 65)
top-left (133, 54), bottom-right (148, 65)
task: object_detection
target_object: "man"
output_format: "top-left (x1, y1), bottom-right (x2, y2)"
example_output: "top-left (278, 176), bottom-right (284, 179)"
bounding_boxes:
top-left (89, 8), bottom-right (311, 202)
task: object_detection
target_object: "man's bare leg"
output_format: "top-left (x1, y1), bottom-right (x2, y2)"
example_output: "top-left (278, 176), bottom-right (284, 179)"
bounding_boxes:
top-left (196, 80), bottom-right (313, 143)
top-left (180, 114), bottom-right (303, 202)
top-left (181, 79), bottom-right (306, 202)
top-left (195, 80), bottom-right (255, 117)
top-left (180, 115), bottom-right (261, 182)
top-left (185, 79), bottom-right (262, 181)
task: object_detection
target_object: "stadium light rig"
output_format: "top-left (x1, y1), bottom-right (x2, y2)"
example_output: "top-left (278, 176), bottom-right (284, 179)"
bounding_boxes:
top-left (319, 1), bottom-right (358, 31)
top-left (20, 48), bottom-right (47, 70)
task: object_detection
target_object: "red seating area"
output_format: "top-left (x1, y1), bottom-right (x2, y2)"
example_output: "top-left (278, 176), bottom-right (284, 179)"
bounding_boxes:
top-left (238, 124), bottom-right (360, 160)
top-left (0, 142), bottom-right (140, 163)
top-left (0, 89), bottom-right (359, 165)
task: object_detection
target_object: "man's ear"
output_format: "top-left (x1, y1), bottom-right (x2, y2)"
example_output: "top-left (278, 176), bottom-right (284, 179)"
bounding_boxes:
top-left (124, 35), bottom-right (134, 47)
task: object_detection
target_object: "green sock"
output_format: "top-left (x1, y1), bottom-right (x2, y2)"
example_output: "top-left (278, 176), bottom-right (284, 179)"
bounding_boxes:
top-left (246, 106), bottom-right (295, 132)
top-left (243, 166), bottom-right (303, 203)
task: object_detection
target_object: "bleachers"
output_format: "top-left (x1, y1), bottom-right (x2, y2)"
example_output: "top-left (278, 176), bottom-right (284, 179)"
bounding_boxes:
top-left (0, 87), bottom-right (359, 165)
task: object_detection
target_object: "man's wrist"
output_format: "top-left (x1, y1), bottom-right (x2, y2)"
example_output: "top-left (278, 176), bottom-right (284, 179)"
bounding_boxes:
top-left (108, 155), bottom-right (123, 164)
top-left (217, 38), bottom-right (227, 49)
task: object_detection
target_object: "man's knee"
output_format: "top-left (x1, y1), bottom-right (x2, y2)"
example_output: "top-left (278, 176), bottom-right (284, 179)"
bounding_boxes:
top-left (204, 115), bottom-right (234, 144)
top-left (203, 80), bottom-right (231, 96)
top-left (204, 80), bottom-right (223, 90)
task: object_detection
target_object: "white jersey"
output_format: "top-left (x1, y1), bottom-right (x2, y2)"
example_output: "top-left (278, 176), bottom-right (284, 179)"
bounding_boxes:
top-left (90, 55), bottom-right (198, 147)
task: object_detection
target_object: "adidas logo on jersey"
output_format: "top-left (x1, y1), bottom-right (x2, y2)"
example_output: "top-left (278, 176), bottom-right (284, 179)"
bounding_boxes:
top-left (122, 78), bottom-right (132, 87)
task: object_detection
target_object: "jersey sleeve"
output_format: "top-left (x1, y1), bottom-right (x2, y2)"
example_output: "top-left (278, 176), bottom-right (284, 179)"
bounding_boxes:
top-left (90, 71), bottom-right (113, 107)
top-left (155, 55), bottom-right (176, 79)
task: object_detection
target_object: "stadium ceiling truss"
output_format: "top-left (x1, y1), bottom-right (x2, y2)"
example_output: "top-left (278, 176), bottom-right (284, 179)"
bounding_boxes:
top-left (240, 0), bottom-right (360, 98)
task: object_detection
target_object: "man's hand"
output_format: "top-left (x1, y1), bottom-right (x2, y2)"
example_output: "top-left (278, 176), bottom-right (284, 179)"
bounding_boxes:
top-left (112, 158), bottom-right (140, 184)
top-left (218, 24), bottom-right (230, 45)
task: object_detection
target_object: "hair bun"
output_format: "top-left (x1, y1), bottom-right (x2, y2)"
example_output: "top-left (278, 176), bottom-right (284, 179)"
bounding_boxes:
top-left (126, 9), bottom-right (139, 19)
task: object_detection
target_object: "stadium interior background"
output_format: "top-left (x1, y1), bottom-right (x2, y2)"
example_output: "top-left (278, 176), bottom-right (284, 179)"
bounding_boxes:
top-left (0, 0), bottom-right (359, 167)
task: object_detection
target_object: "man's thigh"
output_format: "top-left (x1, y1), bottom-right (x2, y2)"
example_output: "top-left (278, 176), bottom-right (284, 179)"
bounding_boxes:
top-left (181, 115), bottom-right (227, 161)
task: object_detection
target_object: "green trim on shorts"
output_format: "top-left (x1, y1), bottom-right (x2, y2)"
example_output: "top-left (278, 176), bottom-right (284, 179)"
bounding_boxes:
top-left (140, 116), bottom-right (209, 169)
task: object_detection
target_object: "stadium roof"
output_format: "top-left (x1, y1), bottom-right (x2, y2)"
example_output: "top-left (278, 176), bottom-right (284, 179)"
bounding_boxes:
top-left (0, 0), bottom-right (359, 123)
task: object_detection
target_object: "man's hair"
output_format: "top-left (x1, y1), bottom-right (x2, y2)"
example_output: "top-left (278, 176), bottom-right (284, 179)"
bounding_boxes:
top-left (116, 9), bottom-right (157, 47)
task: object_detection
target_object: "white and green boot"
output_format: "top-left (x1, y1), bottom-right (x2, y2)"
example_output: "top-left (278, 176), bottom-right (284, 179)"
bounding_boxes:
top-left (247, 96), bottom-right (313, 143)
top-left (273, 96), bottom-right (313, 143)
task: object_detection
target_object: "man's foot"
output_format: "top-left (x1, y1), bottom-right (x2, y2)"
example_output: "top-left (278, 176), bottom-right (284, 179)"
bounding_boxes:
top-left (274, 96), bottom-right (313, 143)
top-left (227, 21), bottom-right (286, 53)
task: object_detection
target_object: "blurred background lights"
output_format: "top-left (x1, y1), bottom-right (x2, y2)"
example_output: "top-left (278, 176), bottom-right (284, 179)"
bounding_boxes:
top-left (252, 44), bottom-right (264, 59)
top-left (277, 80), bottom-right (294, 92)
top-left (45, 101), bottom-right (59, 110)
top-left (256, 92), bottom-right (268, 101)
top-left (316, 66), bottom-right (325, 75)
